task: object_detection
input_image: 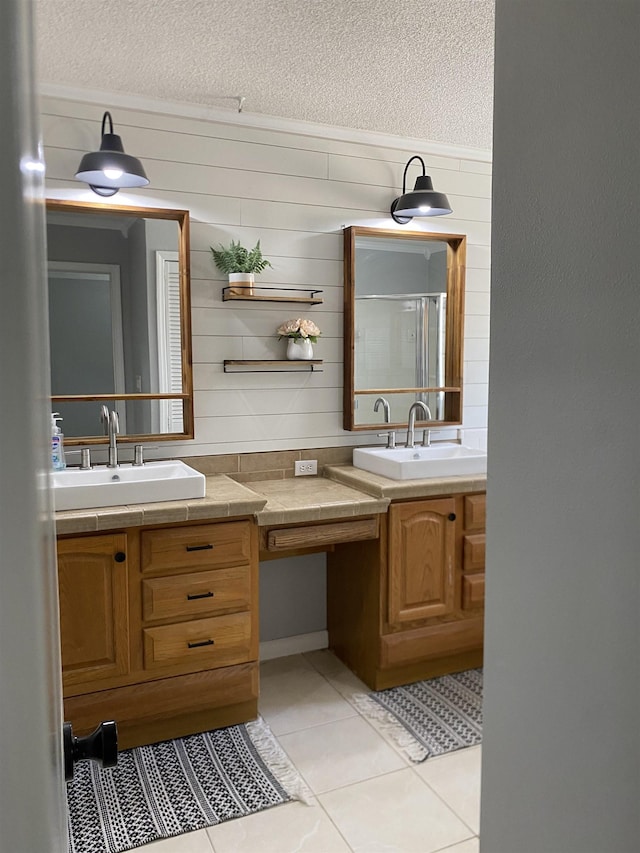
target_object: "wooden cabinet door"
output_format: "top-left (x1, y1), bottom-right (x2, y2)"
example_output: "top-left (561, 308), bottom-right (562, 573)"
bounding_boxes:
top-left (388, 498), bottom-right (456, 626)
top-left (57, 533), bottom-right (129, 690)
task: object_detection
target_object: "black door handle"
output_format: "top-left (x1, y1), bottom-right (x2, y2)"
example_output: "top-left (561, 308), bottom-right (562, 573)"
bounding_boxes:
top-left (63, 720), bottom-right (118, 782)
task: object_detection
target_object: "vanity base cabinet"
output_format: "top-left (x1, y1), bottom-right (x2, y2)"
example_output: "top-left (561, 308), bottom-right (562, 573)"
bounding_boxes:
top-left (327, 492), bottom-right (485, 690)
top-left (63, 663), bottom-right (259, 751)
top-left (57, 518), bottom-right (259, 750)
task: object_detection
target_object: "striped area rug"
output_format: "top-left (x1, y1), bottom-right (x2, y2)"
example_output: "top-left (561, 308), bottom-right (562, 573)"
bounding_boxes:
top-left (66, 717), bottom-right (311, 853)
top-left (354, 668), bottom-right (483, 763)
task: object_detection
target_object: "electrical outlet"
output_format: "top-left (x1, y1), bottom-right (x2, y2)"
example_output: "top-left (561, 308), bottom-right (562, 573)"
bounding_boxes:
top-left (295, 459), bottom-right (318, 476)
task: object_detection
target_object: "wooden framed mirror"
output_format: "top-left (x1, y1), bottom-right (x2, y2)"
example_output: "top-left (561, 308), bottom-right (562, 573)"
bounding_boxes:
top-left (343, 226), bottom-right (466, 431)
top-left (46, 200), bottom-right (194, 444)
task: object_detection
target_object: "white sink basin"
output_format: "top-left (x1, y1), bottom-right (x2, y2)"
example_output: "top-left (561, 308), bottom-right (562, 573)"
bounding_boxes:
top-left (353, 445), bottom-right (487, 480)
top-left (52, 460), bottom-right (206, 511)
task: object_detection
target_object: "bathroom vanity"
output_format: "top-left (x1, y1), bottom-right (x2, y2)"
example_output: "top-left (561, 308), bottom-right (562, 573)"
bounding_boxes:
top-left (55, 479), bottom-right (266, 750)
top-left (327, 485), bottom-right (486, 690)
top-left (55, 466), bottom-right (485, 748)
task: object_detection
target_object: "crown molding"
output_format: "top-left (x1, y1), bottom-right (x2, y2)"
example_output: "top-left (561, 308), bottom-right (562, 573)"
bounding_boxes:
top-left (39, 83), bottom-right (492, 164)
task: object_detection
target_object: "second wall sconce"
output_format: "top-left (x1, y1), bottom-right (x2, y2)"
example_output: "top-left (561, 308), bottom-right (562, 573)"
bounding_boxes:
top-left (75, 111), bottom-right (149, 197)
top-left (390, 155), bottom-right (452, 223)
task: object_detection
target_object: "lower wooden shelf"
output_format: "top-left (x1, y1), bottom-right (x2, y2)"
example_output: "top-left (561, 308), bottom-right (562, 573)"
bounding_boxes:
top-left (223, 360), bottom-right (323, 373)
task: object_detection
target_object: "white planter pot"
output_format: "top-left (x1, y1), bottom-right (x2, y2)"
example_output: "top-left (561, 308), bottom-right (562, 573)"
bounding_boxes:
top-left (286, 338), bottom-right (314, 360)
top-left (228, 272), bottom-right (255, 296)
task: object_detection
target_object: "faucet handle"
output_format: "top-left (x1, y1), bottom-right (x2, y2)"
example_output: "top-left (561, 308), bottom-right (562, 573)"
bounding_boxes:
top-left (64, 448), bottom-right (92, 469)
top-left (377, 431), bottom-right (396, 449)
top-left (421, 429), bottom-right (432, 447)
top-left (133, 444), bottom-right (144, 466)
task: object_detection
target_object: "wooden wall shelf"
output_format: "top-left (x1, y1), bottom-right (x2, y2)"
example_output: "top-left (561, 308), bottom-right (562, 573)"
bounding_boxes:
top-left (222, 286), bottom-right (323, 305)
top-left (223, 360), bottom-right (323, 373)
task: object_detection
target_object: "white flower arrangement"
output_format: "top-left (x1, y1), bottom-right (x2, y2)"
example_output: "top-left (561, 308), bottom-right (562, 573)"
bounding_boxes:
top-left (276, 318), bottom-right (321, 343)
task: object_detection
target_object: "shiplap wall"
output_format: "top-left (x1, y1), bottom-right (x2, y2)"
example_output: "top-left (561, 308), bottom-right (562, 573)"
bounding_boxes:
top-left (41, 95), bottom-right (491, 457)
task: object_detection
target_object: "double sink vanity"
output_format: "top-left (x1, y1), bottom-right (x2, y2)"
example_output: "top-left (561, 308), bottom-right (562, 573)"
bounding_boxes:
top-left (54, 446), bottom-right (487, 750)
top-left (46, 199), bottom-right (485, 750)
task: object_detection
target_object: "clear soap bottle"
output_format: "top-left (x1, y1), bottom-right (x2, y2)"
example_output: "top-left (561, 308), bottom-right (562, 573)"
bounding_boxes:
top-left (51, 413), bottom-right (66, 470)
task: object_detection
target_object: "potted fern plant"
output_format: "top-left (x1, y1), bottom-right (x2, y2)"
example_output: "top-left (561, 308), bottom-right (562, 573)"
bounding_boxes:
top-left (210, 239), bottom-right (272, 296)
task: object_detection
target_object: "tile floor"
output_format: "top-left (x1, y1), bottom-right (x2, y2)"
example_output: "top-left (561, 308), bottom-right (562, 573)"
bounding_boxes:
top-left (144, 651), bottom-right (481, 853)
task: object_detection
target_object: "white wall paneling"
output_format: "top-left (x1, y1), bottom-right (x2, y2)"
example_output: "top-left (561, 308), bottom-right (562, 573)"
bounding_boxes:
top-left (42, 95), bottom-right (491, 458)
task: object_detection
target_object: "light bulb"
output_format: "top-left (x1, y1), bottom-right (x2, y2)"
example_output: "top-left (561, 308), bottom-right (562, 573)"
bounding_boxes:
top-left (103, 168), bottom-right (124, 180)
top-left (419, 205), bottom-right (431, 213)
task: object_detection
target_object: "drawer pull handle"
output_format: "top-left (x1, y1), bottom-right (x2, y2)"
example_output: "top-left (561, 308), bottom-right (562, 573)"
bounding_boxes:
top-left (186, 591), bottom-right (214, 601)
top-left (187, 639), bottom-right (214, 649)
top-left (185, 544), bottom-right (214, 552)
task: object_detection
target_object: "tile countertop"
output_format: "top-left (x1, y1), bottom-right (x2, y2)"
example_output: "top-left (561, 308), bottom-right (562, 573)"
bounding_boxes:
top-left (54, 467), bottom-right (486, 535)
top-left (54, 475), bottom-right (268, 536)
top-left (247, 477), bottom-right (389, 526)
top-left (323, 464), bottom-right (487, 500)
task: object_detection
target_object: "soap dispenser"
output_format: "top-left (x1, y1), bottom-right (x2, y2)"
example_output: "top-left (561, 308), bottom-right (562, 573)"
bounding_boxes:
top-left (51, 413), bottom-right (66, 470)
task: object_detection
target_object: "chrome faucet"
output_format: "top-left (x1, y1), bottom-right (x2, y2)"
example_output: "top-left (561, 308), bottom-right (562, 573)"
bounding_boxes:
top-left (374, 396), bottom-right (396, 448)
top-left (406, 401), bottom-right (433, 448)
top-left (100, 405), bottom-right (120, 468)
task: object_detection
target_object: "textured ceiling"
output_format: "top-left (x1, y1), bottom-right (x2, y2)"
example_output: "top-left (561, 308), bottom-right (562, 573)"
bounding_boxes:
top-left (35, 0), bottom-right (495, 150)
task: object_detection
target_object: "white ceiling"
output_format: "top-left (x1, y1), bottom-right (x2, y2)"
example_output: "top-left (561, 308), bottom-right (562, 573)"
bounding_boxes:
top-left (35, 0), bottom-right (495, 151)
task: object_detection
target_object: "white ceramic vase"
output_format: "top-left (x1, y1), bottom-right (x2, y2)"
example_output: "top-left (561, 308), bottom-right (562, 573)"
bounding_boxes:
top-left (286, 337), bottom-right (314, 360)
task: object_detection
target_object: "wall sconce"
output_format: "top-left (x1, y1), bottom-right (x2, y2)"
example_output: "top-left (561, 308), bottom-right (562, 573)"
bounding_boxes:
top-left (390, 155), bottom-right (452, 223)
top-left (75, 111), bottom-right (149, 197)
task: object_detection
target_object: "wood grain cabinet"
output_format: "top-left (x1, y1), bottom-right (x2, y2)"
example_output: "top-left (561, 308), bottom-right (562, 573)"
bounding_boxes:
top-left (387, 498), bottom-right (457, 626)
top-left (57, 533), bottom-right (129, 689)
top-left (328, 492), bottom-right (486, 690)
top-left (57, 518), bottom-right (259, 750)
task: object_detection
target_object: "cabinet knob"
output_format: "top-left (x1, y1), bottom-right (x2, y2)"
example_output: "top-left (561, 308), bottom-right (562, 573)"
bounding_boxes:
top-left (448, 513), bottom-right (457, 522)
top-left (114, 551), bottom-right (126, 562)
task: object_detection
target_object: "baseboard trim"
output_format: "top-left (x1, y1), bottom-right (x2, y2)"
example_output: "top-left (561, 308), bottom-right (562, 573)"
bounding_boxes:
top-left (260, 631), bottom-right (328, 661)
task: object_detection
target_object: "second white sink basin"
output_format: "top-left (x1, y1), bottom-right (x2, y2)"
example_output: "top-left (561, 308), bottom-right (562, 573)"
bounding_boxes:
top-left (353, 445), bottom-right (487, 480)
top-left (52, 460), bottom-right (206, 511)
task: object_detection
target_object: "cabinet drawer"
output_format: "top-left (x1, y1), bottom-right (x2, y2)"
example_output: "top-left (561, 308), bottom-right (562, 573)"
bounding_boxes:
top-left (142, 567), bottom-right (250, 622)
top-left (143, 612), bottom-right (252, 670)
top-left (463, 534), bottom-right (486, 572)
top-left (462, 574), bottom-right (485, 610)
top-left (464, 494), bottom-right (486, 531)
top-left (266, 516), bottom-right (379, 552)
top-left (141, 521), bottom-right (251, 573)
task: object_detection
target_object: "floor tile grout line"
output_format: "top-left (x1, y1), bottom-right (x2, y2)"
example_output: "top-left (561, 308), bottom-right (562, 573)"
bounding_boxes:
top-left (306, 654), bottom-right (482, 839)
top-left (431, 835), bottom-right (479, 853)
top-left (257, 707), bottom-right (359, 738)
top-left (268, 715), bottom-right (408, 798)
top-left (305, 796), bottom-right (359, 853)
top-left (259, 653), bottom-right (482, 851)
top-left (409, 762), bottom-right (480, 839)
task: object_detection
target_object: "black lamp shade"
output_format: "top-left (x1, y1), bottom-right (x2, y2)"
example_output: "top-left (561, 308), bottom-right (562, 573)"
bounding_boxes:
top-left (75, 112), bottom-right (149, 196)
top-left (391, 156), bottom-right (452, 223)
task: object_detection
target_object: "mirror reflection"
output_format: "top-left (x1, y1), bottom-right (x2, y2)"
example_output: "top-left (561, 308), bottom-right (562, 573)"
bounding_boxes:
top-left (344, 227), bottom-right (465, 431)
top-left (46, 201), bottom-right (193, 443)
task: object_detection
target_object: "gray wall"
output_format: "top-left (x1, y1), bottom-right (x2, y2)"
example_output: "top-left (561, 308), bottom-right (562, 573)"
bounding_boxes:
top-left (481, 3), bottom-right (640, 851)
top-left (0, 0), bottom-right (67, 849)
top-left (259, 554), bottom-right (327, 641)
